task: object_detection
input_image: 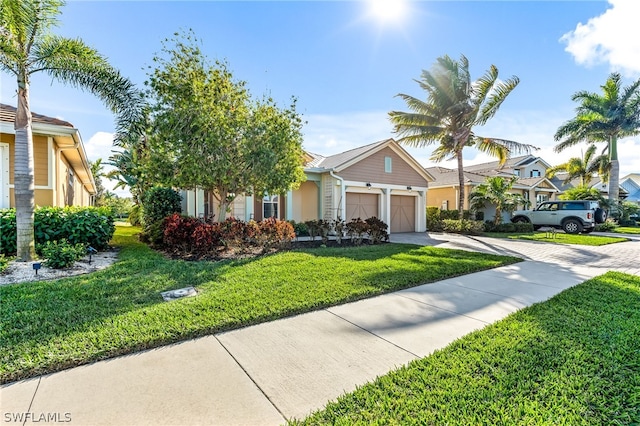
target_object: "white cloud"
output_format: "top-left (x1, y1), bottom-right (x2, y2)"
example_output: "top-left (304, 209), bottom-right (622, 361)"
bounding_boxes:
top-left (561, 0), bottom-right (640, 76)
top-left (84, 132), bottom-right (130, 198)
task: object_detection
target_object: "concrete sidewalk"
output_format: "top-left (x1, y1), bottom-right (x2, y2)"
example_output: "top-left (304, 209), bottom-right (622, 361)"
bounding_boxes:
top-left (2, 234), bottom-right (638, 425)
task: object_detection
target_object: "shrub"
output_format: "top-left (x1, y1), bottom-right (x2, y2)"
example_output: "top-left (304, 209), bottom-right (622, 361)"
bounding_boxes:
top-left (141, 187), bottom-right (181, 227)
top-left (290, 221), bottom-right (309, 237)
top-left (618, 219), bottom-right (637, 227)
top-left (365, 217), bottom-right (389, 244)
top-left (595, 219), bottom-right (618, 232)
top-left (0, 207), bottom-right (115, 256)
top-left (484, 221), bottom-right (534, 233)
top-left (128, 204), bottom-right (142, 226)
top-left (191, 223), bottom-right (222, 254)
top-left (440, 210), bottom-right (459, 220)
top-left (162, 214), bottom-right (200, 251)
top-left (37, 239), bottom-right (86, 269)
top-left (442, 219), bottom-right (484, 235)
top-left (218, 217), bottom-right (248, 249)
top-left (346, 218), bottom-right (368, 245)
top-left (426, 207), bottom-right (443, 232)
top-left (258, 218), bottom-right (295, 250)
top-left (0, 254), bottom-right (10, 273)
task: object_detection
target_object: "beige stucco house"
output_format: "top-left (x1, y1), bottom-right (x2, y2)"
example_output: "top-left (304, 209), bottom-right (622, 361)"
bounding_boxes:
top-left (426, 155), bottom-right (560, 221)
top-left (0, 103), bottom-right (96, 209)
top-left (182, 138), bottom-right (434, 233)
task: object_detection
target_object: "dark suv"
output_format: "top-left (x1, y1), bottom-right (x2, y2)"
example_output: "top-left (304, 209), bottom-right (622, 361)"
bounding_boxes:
top-left (511, 200), bottom-right (607, 234)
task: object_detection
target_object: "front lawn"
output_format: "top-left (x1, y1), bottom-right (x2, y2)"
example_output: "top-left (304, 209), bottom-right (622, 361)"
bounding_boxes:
top-left (613, 226), bottom-right (640, 235)
top-left (0, 226), bottom-right (520, 384)
top-left (483, 231), bottom-right (629, 246)
top-left (296, 272), bottom-right (640, 425)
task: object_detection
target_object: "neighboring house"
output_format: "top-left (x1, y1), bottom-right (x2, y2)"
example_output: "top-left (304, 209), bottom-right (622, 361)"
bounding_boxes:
top-left (181, 138), bottom-right (433, 233)
top-left (426, 155), bottom-right (560, 222)
top-left (620, 174), bottom-right (640, 205)
top-left (0, 103), bottom-right (96, 209)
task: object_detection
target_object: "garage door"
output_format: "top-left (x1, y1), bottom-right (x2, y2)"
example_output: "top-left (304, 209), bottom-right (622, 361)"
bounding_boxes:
top-left (346, 193), bottom-right (379, 221)
top-left (390, 195), bottom-right (415, 233)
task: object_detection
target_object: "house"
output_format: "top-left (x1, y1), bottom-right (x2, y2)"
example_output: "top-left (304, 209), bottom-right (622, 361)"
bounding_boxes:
top-left (426, 155), bottom-right (560, 221)
top-left (0, 103), bottom-right (96, 209)
top-left (181, 138), bottom-right (434, 233)
top-left (620, 174), bottom-right (640, 205)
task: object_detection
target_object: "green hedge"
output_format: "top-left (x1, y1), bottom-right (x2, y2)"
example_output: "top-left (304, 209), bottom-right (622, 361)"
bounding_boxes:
top-left (484, 221), bottom-right (534, 233)
top-left (0, 207), bottom-right (115, 256)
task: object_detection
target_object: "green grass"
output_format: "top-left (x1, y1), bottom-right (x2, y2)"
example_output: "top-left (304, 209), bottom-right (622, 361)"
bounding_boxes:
top-left (483, 231), bottom-right (629, 246)
top-left (295, 272), bottom-right (640, 425)
top-left (0, 226), bottom-right (520, 384)
top-left (614, 226), bottom-right (640, 235)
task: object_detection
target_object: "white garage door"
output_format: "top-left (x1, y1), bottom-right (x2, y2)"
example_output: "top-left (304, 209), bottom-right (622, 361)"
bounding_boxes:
top-left (390, 195), bottom-right (415, 233)
top-left (346, 193), bottom-right (379, 221)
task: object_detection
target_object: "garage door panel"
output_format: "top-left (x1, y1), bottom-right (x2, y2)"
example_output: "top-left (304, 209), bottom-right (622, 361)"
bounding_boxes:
top-left (390, 195), bottom-right (415, 233)
top-left (346, 193), bottom-right (379, 221)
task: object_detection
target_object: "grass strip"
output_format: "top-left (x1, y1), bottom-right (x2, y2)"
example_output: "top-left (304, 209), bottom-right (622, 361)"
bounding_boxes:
top-left (295, 272), bottom-right (640, 425)
top-left (614, 227), bottom-right (640, 235)
top-left (0, 226), bottom-right (520, 384)
top-left (483, 231), bottom-right (628, 246)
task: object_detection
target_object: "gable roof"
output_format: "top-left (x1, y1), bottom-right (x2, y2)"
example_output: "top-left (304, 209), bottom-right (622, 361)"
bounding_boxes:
top-left (463, 154), bottom-right (551, 173)
top-left (427, 165), bottom-right (560, 192)
top-left (0, 103), bottom-right (74, 129)
top-left (305, 138), bottom-right (434, 182)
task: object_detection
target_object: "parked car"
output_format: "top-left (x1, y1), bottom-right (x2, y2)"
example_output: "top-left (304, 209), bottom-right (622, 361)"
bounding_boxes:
top-left (511, 200), bottom-right (607, 234)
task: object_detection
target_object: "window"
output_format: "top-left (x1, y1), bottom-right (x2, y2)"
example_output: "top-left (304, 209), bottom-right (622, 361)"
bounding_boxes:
top-left (536, 194), bottom-right (549, 204)
top-left (514, 169), bottom-right (520, 177)
top-left (530, 169), bottom-right (541, 177)
top-left (263, 195), bottom-right (278, 218)
top-left (384, 156), bottom-right (392, 173)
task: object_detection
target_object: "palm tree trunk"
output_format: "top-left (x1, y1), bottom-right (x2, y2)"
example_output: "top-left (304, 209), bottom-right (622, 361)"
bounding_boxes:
top-left (14, 77), bottom-right (36, 261)
top-left (456, 150), bottom-right (465, 220)
top-left (608, 136), bottom-right (620, 202)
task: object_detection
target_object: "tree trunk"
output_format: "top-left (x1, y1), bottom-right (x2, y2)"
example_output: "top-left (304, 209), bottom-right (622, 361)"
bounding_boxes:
top-left (608, 136), bottom-right (620, 202)
top-left (456, 150), bottom-right (465, 220)
top-left (14, 76), bottom-right (36, 261)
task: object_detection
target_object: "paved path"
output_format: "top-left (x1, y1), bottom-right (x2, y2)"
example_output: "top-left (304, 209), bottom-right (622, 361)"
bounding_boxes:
top-left (2, 233), bottom-right (639, 425)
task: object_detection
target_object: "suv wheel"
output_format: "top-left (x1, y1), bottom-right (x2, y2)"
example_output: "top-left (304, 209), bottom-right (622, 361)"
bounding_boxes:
top-left (563, 219), bottom-right (583, 234)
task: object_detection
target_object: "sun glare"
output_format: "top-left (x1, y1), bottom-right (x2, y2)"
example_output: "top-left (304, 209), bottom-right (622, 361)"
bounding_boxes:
top-left (369, 0), bottom-right (408, 25)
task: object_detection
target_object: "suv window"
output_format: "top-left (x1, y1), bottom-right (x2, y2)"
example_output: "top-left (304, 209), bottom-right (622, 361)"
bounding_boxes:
top-left (538, 202), bottom-right (558, 211)
top-left (562, 202), bottom-right (585, 210)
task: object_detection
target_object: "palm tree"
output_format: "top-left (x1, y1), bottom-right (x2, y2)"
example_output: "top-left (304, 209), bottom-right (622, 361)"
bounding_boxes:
top-left (0, 0), bottom-right (143, 260)
top-left (389, 54), bottom-right (536, 219)
top-left (554, 73), bottom-right (640, 203)
top-left (468, 176), bottom-right (528, 225)
top-left (545, 144), bottom-right (609, 186)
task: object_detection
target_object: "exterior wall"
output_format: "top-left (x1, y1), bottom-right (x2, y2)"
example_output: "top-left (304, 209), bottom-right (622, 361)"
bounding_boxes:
top-left (0, 142), bottom-right (9, 208)
top-left (338, 147), bottom-right (428, 187)
top-left (291, 180), bottom-right (319, 222)
top-left (427, 187), bottom-right (458, 210)
top-left (521, 162), bottom-right (547, 179)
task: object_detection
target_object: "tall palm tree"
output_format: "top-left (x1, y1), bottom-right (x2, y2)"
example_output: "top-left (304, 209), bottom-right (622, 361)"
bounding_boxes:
top-left (0, 0), bottom-right (143, 260)
top-left (554, 73), bottom-right (640, 203)
top-left (468, 176), bottom-right (528, 225)
top-left (389, 54), bottom-right (536, 219)
top-left (545, 144), bottom-right (609, 186)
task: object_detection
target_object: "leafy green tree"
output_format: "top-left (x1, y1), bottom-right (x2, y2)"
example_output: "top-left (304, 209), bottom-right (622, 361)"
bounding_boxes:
top-left (389, 54), bottom-right (536, 219)
top-left (545, 144), bottom-right (609, 186)
top-left (558, 186), bottom-right (605, 203)
top-left (555, 73), bottom-right (640, 203)
top-left (469, 176), bottom-right (528, 225)
top-left (88, 159), bottom-right (106, 206)
top-left (0, 0), bottom-right (143, 260)
top-left (145, 32), bottom-right (306, 221)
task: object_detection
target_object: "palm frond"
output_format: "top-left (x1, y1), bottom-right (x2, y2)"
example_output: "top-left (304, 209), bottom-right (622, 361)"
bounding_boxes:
top-left (477, 76), bottom-right (519, 125)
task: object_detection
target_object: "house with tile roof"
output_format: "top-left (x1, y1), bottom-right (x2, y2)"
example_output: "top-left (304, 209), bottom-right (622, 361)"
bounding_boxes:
top-left (0, 103), bottom-right (96, 209)
top-left (182, 138), bottom-right (434, 233)
top-left (426, 154), bottom-right (560, 222)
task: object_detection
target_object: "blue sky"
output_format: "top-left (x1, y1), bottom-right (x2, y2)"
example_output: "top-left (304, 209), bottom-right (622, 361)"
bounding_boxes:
top-left (2, 0), bottom-right (639, 195)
